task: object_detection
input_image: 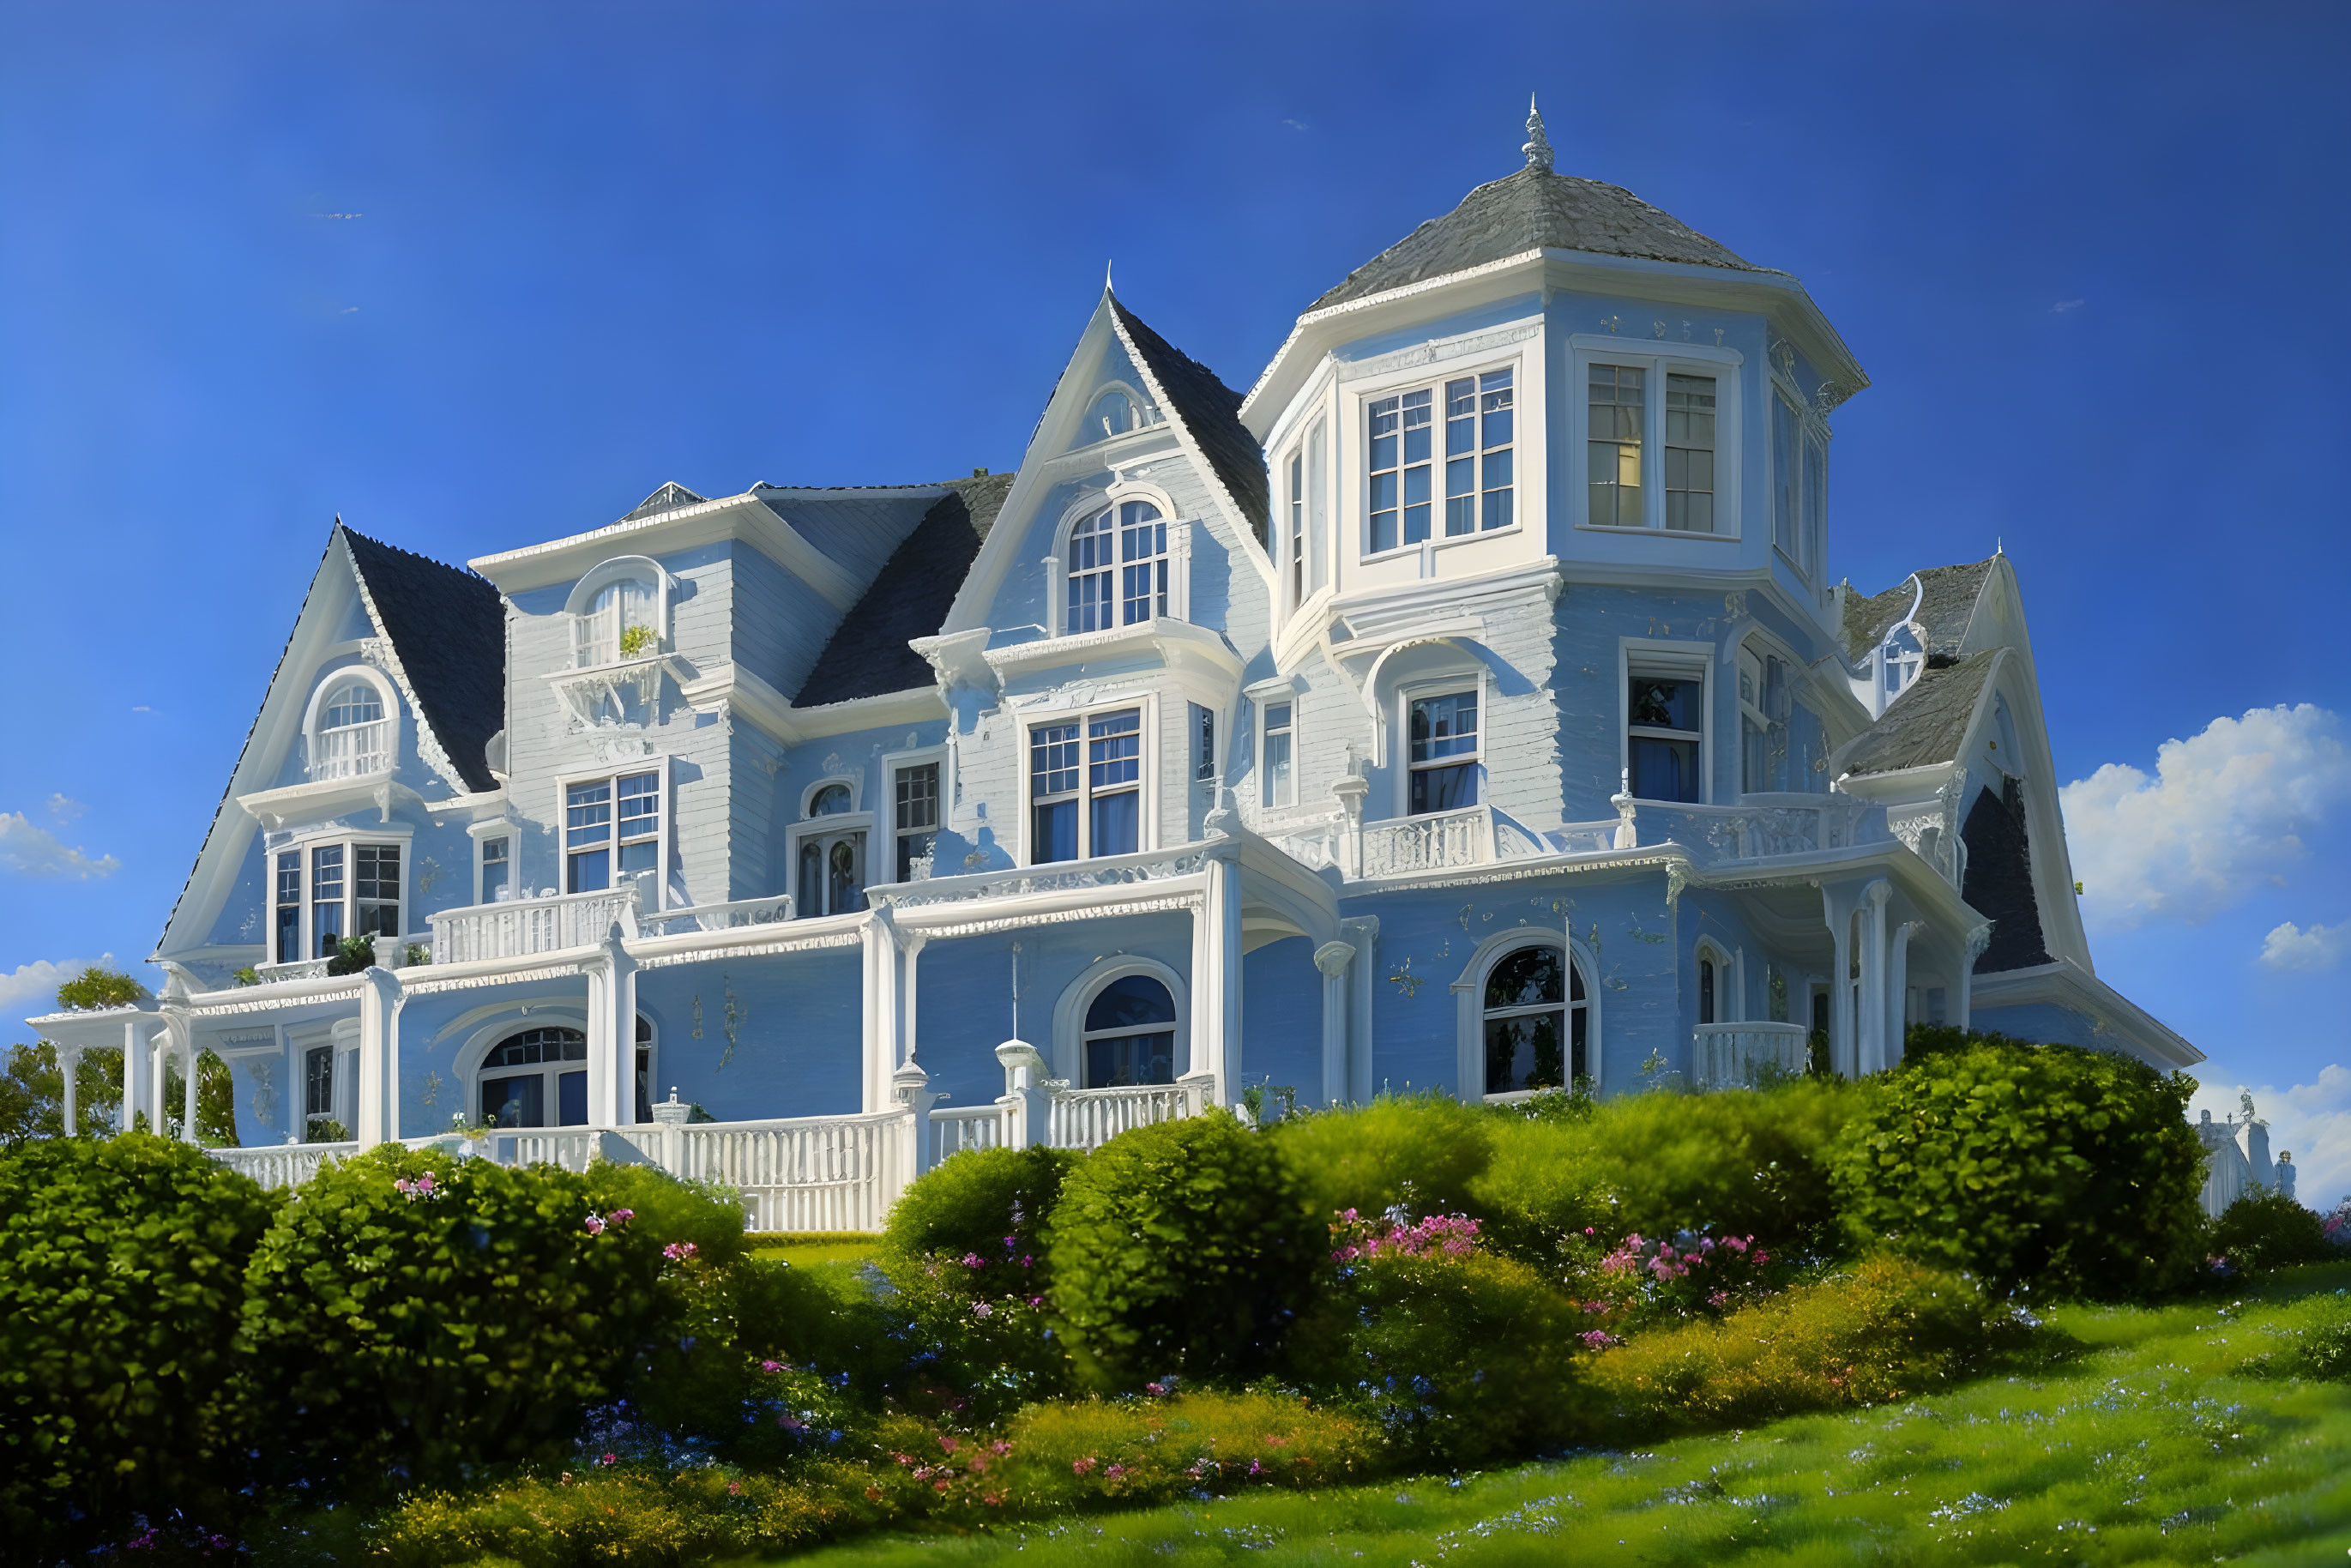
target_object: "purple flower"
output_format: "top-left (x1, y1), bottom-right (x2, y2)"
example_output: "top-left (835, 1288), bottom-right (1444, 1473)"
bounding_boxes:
top-left (962, 1252), bottom-right (986, 1269)
top-left (583, 1214), bottom-right (606, 1236)
top-left (972, 1300), bottom-right (995, 1319)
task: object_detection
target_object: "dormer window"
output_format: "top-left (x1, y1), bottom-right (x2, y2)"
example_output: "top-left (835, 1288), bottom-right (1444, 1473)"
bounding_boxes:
top-left (313, 679), bottom-right (388, 779)
top-left (1067, 501), bottom-right (1166, 633)
top-left (576, 576), bottom-right (658, 667)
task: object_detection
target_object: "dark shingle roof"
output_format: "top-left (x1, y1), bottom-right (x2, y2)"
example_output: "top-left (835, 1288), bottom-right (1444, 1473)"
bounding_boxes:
top-left (341, 526), bottom-right (507, 791)
top-left (1962, 780), bottom-right (2052, 974)
top-left (1106, 298), bottom-right (1269, 546)
top-left (1311, 164), bottom-right (1766, 314)
top-left (620, 481), bottom-right (706, 522)
top-left (793, 473), bottom-right (1016, 708)
top-left (1841, 650), bottom-right (1998, 777)
top-left (1842, 558), bottom-right (1996, 662)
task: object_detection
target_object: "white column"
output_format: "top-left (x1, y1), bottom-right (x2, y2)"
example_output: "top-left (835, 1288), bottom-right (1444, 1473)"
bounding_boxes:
top-left (588, 920), bottom-right (635, 1128)
top-left (179, 1032), bottom-right (200, 1143)
top-left (1313, 941), bottom-right (1356, 1108)
top-left (58, 1046), bottom-right (80, 1136)
top-left (1186, 890), bottom-right (1213, 1086)
top-left (871, 912), bottom-right (901, 1094)
top-left (1858, 881), bottom-right (1891, 1075)
top-left (1344, 915), bottom-right (1379, 1104)
top-left (1885, 920), bottom-right (1918, 1067)
top-left (1220, 856), bottom-right (1244, 1099)
top-left (121, 1017), bottom-right (142, 1134)
top-left (1957, 923), bottom-right (1990, 1030)
top-left (900, 932), bottom-right (927, 1071)
top-left (149, 1029), bottom-right (171, 1137)
top-left (356, 967), bottom-right (401, 1148)
top-left (1821, 886), bottom-right (1854, 1079)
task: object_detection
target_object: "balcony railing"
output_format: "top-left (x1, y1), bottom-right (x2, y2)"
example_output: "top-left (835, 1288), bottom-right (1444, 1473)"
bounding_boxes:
top-left (637, 894), bottom-right (795, 938)
top-left (430, 887), bottom-right (641, 965)
top-left (1691, 1022), bottom-right (1811, 1088)
top-left (1045, 1081), bottom-right (1204, 1147)
top-left (1620, 794), bottom-right (1878, 865)
top-left (1360, 804), bottom-right (1492, 879)
top-left (310, 721), bottom-right (389, 781)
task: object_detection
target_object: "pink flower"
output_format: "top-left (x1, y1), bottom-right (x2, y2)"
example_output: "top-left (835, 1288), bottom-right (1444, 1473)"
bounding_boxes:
top-left (1145, 1381), bottom-right (1166, 1396)
top-left (1072, 1456), bottom-right (1096, 1476)
top-left (972, 1300), bottom-right (995, 1319)
top-left (609, 1209), bottom-right (633, 1224)
top-left (991, 1439), bottom-right (1011, 1456)
top-left (761, 1360), bottom-right (785, 1374)
top-left (1027, 1295), bottom-right (1044, 1308)
top-left (1247, 1459), bottom-right (1263, 1476)
top-left (1106, 1463), bottom-right (1126, 1480)
top-left (583, 1213), bottom-right (606, 1235)
top-left (939, 1435), bottom-right (959, 1453)
top-left (662, 1241), bottom-right (698, 1263)
top-left (600, 1452), bottom-right (618, 1465)
top-left (962, 1252), bottom-right (986, 1269)
top-left (1580, 1329), bottom-right (1621, 1349)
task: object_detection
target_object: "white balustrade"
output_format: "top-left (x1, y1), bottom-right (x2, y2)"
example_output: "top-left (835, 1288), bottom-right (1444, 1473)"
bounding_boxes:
top-left (1046, 1082), bottom-right (1203, 1149)
top-left (1691, 1022), bottom-right (1812, 1088)
top-left (310, 721), bottom-right (389, 781)
top-left (431, 887), bottom-right (640, 965)
top-left (638, 894), bottom-right (795, 937)
top-left (209, 1141), bottom-right (359, 1187)
top-left (253, 956), bottom-right (335, 984)
top-left (1633, 794), bottom-right (1877, 864)
top-left (676, 1110), bottom-right (911, 1233)
top-left (1359, 805), bottom-right (1492, 878)
top-left (929, 1104), bottom-right (1010, 1165)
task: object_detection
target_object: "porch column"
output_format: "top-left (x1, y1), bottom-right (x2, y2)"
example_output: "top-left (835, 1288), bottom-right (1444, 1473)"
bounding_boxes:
top-left (1885, 920), bottom-right (1920, 1066)
top-left (1820, 886), bottom-right (1855, 1079)
top-left (1313, 940), bottom-right (1356, 1108)
top-left (586, 921), bottom-right (636, 1129)
top-left (1857, 880), bottom-right (1891, 1075)
top-left (178, 1028), bottom-right (200, 1143)
top-left (1343, 915), bottom-right (1379, 1104)
top-left (355, 966), bottom-right (401, 1148)
top-left (899, 932), bottom-right (928, 1073)
top-left (866, 911), bottom-right (903, 1111)
top-left (1186, 885), bottom-right (1213, 1090)
top-left (149, 1028), bottom-right (171, 1138)
top-left (57, 1045), bottom-right (80, 1136)
top-left (1957, 922), bottom-right (1991, 1030)
top-left (121, 1017), bottom-right (142, 1133)
top-left (1219, 854), bottom-right (1245, 1101)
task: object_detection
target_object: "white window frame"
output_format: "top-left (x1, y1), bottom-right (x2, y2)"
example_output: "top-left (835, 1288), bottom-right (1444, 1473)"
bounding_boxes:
top-left (300, 665), bottom-right (401, 783)
top-left (1694, 937), bottom-right (1742, 1026)
top-left (564, 555), bottom-right (674, 670)
top-left (555, 759), bottom-right (672, 908)
top-left (1075, 380), bottom-right (1154, 447)
top-left (1619, 639), bottom-right (1714, 805)
top-left (1568, 336), bottom-right (1745, 540)
top-left (881, 745), bottom-right (946, 886)
top-left (785, 775), bottom-right (873, 917)
top-left (1353, 355), bottom-right (1526, 563)
top-left (1050, 954), bottom-right (1190, 1088)
top-left (1395, 672), bottom-right (1487, 820)
top-left (1258, 695), bottom-right (1298, 810)
top-left (1044, 482), bottom-right (1190, 636)
top-left (1017, 695), bottom-right (1158, 866)
top-left (1764, 363), bottom-right (1832, 582)
top-left (269, 823), bottom-right (417, 963)
top-left (466, 817), bottom-right (516, 906)
top-left (1451, 929), bottom-right (1602, 1101)
top-left (455, 1009), bottom-right (659, 1129)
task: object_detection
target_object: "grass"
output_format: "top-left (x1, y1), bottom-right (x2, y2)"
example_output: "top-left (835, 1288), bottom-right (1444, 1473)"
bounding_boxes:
top-left (745, 1232), bottom-right (883, 1269)
top-left (778, 1263), bottom-right (2351, 1566)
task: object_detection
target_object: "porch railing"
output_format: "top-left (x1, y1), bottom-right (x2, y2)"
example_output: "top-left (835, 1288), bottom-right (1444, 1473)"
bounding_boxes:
top-left (929, 1103), bottom-right (1010, 1165)
top-left (430, 887), bottom-right (641, 965)
top-left (1045, 1082), bottom-right (1204, 1148)
top-left (1691, 1022), bottom-right (1811, 1088)
top-left (209, 1141), bottom-right (360, 1187)
top-left (673, 1110), bottom-right (913, 1233)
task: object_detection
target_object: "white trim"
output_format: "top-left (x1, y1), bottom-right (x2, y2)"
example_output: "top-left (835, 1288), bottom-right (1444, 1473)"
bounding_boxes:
top-left (1619, 637), bottom-right (1715, 806)
top-left (552, 759), bottom-right (672, 909)
top-left (801, 775), bottom-right (863, 817)
top-left (878, 744), bottom-right (948, 885)
top-left (1350, 349), bottom-right (1531, 564)
top-left (1449, 927), bottom-right (1600, 1101)
top-left (1047, 481), bottom-right (1186, 637)
top-left (1257, 689), bottom-right (1299, 811)
top-left (468, 489), bottom-right (866, 609)
top-left (784, 810), bottom-right (876, 919)
top-left (1051, 953), bottom-right (1189, 1087)
top-left (265, 823), bottom-right (417, 966)
top-left (1693, 935), bottom-right (1740, 1026)
top-left (1568, 339), bottom-right (1745, 540)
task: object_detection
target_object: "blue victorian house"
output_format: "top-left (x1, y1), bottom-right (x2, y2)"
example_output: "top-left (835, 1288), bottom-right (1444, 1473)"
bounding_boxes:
top-left (32, 108), bottom-right (2199, 1227)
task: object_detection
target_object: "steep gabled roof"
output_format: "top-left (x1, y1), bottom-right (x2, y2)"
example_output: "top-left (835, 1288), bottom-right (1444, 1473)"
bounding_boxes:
top-left (1310, 163), bottom-right (1768, 314)
top-left (341, 526), bottom-right (507, 792)
top-left (620, 481), bottom-right (706, 522)
top-left (1842, 558), bottom-right (1997, 662)
top-left (1106, 296), bottom-right (1269, 545)
top-left (794, 473), bottom-right (1015, 707)
top-left (1840, 650), bottom-right (1999, 777)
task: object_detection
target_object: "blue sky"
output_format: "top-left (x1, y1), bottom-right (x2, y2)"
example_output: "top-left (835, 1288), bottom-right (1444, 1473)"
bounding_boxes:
top-left (3, 3), bottom-right (2346, 1197)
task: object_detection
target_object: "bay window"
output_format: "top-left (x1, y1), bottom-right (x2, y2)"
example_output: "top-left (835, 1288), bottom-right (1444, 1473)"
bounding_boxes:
top-left (1577, 341), bottom-right (1739, 536)
top-left (268, 835), bottom-right (405, 963)
top-left (1031, 707), bottom-right (1142, 864)
top-left (1770, 388), bottom-right (1829, 576)
top-left (1369, 365), bottom-right (1516, 556)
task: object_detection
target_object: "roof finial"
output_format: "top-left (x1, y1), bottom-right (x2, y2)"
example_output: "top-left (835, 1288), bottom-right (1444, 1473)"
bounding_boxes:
top-left (1522, 93), bottom-right (1553, 173)
top-left (1104, 258), bottom-right (1114, 295)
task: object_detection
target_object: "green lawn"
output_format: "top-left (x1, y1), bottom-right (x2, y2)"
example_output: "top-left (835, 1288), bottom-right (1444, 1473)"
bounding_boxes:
top-left (783, 1263), bottom-right (2351, 1566)
top-left (745, 1233), bottom-right (883, 1269)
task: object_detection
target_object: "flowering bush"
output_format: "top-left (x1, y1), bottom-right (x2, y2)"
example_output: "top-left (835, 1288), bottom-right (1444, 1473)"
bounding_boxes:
top-left (882, 1144), bottom-right (1080, 1296)
top-left (877, 1252), bottom-right (1071, 1422)
top-left (1561, 1224), bottom-right (1781, 1341)
top-left (2209, 1187), bottom-right (2336, 1274)
top-left (2325, 1200), bottom-right (2351, 1251)
top-left (1327, 1207), bottom-right (1483, 1262)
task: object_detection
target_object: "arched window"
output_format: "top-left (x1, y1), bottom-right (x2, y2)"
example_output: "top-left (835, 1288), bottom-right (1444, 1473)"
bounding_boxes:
top-left (1081, 974), bottom-right (1178, 1088)
top-left (1481, 944), bottom-right (1586, 1095)
top-left (795, 782), bottom-right (865, 917)
top-left (1066, 499), bottom-right (1166, 633)
top-left (1085, 389), bottom-right (1136, 441)
top-left (479, 1026), bottom-right (587, 1128)
top-left (313, 678), bottom-right (389, 779)
top-left (1699, 952), bottom-right (1717, 1025)
top-left (576, 575), bottom-right (660, 667)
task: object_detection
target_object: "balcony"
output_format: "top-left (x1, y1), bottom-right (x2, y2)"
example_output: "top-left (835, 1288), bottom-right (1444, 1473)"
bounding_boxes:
top-left (1691, 1022), bottom-right (1811, 1088)
top-left (430, 886), bottom-right (642, 965)
top-left (637, 895), bottom-right (795, 938)
top-left (1621, 793), bottom-right (1876, 866)
top-left (309, 720), bottom-right (389, 781)
top-left (1269, 804), bottom-right (1613, 882)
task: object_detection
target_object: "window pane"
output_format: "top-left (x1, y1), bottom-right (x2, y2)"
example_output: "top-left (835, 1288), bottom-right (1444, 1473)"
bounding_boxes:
top-left (829, 835), bottom-right (865, 914)
top-left (1034, 799), bottom-right (1078, 864)
top-left (1408, 692), bottom-right (1479, 762)
top-left (1480, 368), bottom-right (1514, 449)
top-left (1409, 760), bottom-right (1478, 813)
top-left (567, 781), bottom-right (612, 845)
top-left (1628, 676), bottom-right (1700, 733)
top-left (895, 763), bottom-right (938, 831)
top-left (799, 838), bottom-right (823, 909)
top-left (1030, 723), bottom-right (1080, 797)
top-left (1589, 364), bottom-right (1645, 528)
top-left (323, 681), bottom-right (383, 729)
top-left (1665, 374), bottom-right (1716, 534)
top-left (483, 1074), bottom-right (543, 1129)
top-left (1193, 705), bottom-right (1215, 782)
top-left (1446, 378), bottom-right (1476, 455)
top-left (1088, 709), bottom-right (1140, 788)
top-left (1772, 395), bottom-right (1799, 557)
top-left (568, 847), bottom-right (610, 893)
top-left (1091, 790), bottom-right (1139, 856)
top-left (305, 1047), bottom-right (334, 1117)
top-left (1630, 736), bottom-right (1702, 803)
top-left (1485, 944), bottom-right (1564, 1010)
top-left (1401, 389), bottom-right (1432, 463)
top-left (1264, 731), bottom-right (1293, 808)
top-left (1485, 1013), bottom-right (1564, 1095)
top-left (1444, 457), bottom-right (1476, 536)
top-left (1086, 974), bottom-right (1178, 1030)
top-left (558, 1072), bottom-right (588, 1125)
top-left (1086, 1030), bottom-right (1176, 1089)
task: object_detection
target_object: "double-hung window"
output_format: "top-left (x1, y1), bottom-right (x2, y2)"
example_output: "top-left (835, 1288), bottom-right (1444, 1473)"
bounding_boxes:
top-left (274, 851), bottom-right (301, 963)
top-left (310, 845), bottom-right (346, 956)
top-left (1628, 671), bottom-right (1704, 803)
top-left (1066, 500), bottom-right (1166, 633)
top-left (1370, 366), bottom-right (1515, 555)
top-left (1030, 708), bottom-right (1142, 864)
top-left (304, 1046), bottom-right (336, 1140)
top-left (1262, 703), bottom-right (1295, 809)
top-left (279, 836), bottom-right (403, 961)
top-left (565, 771), bottom-right (660, 893)
top-left (1769, 389), bottom-right (1829, 575)
top-left (479, 835), bottom-right (510, 903)
top-left (1588, 365), bottom-right (1646, 527)
top-left (1192, 703), bottom-right (1215, 784)
top-left (1738, 647), bottom-right (1789, 795)
top-left (353, 845), bottom-right (401, 938)
top-left (1407, 691), bottom-right (1479, 814)
top-left (1287, 451), bottom-right (1305, 606)
top-left (893, 762), bottom-right (939, 883)
top-left (1583, 347), bottom-right (1733, 535)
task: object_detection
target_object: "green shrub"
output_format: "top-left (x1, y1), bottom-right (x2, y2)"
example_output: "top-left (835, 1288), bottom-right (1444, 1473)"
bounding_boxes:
top-left (240, 1146), bottom-right (673, 1494)
top-left (1291, 1242), bottom-right (1593, 1466)
top-left (1464, 1115), bottom-right (1618, 1264)
top-left (1582, 1076), bottom-right (1860, 1247)
top-left (1830, 1037), bottom-right (2208, 1298)
top-left (1272, 1093), bottom-right (1492, 1224)
top-left (882, 1143), bottom-right (1079, 1287)
top-left (586, 1161), bottom-right (749, 1269)
top-left (2209, 1187), bottom-right (2336, 1274)
top-left (0, 1133), bottom-right (279, 1551)
top-left (1588, 1254), bottom-right (2010, 1434)
top-left (732, 1256), bottom-right (901, 1397)
top-left (1048, 1110), bottom-right (1317, 1389)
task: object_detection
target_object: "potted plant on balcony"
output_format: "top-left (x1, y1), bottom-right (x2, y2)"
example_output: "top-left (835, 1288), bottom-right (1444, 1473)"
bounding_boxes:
top-left (618, 623), bottom-right (659, 659)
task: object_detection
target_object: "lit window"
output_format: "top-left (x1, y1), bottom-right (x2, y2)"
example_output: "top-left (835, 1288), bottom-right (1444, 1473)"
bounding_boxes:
top-left (1030, 707), bottom-right (1142, 864)
top-left (1444, 368), bottom-right (1515, 535)
top-left (1588, 365), bottom-right (1646, 527)
top-left (1082, 974), bottom-right (1178, 1088)
top-left (1664, 374), bottom-right (1716, 532)
top-left (479, 835), bottom-right (510, 904)
top-left (1067, 501), bottom-right (1166, 633)
top-left (274, 851), bottom-right (301, 964)
top-left (576, 576), bottom-right (658, 667)
top-left (1408, 691), bottom-right (1479, 814)
top-left (313, 678), bottom-right (388, 780)
top-left (893, 763), bottom-right (938, 883)
top-left (1483, 944), bottom-right (1585, 1095)
top-left (1366, 388), bottom-right (1432, 553)
top-left (1262, 703), bottom-right (1294, 809)
top-left (1629, 672), bottom-right (1703, 803)
top-left (566, 771), bottom-right (660, 893)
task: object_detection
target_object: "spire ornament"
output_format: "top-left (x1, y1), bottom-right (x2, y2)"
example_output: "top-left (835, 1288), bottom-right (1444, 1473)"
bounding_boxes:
top-left (1522, 93), bottom-right (1553, 172)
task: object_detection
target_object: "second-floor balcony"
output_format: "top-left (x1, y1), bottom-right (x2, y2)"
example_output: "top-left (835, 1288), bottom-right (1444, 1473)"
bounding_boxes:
top-left (309, 720), bottom-right (389, 781)
top-left (427, 887), bottom-right (797, 966)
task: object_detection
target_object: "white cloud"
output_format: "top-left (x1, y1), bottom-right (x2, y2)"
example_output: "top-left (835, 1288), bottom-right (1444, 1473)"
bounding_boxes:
top-left (0, 956), bottom-right (105, 1019)
top-left (2052, 298), bottom-right (2085, 314)
top-left (0, 811), bottom-right (121, 878)
top-left (2062, 704), bottom-right (2351, 930)
top-left (2260, 920), bottom-right (2349, 973)
top-left (45, 793), bottom-right (84, 823)
top-left (2191, 1066), bottom-right (2351, 1215)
